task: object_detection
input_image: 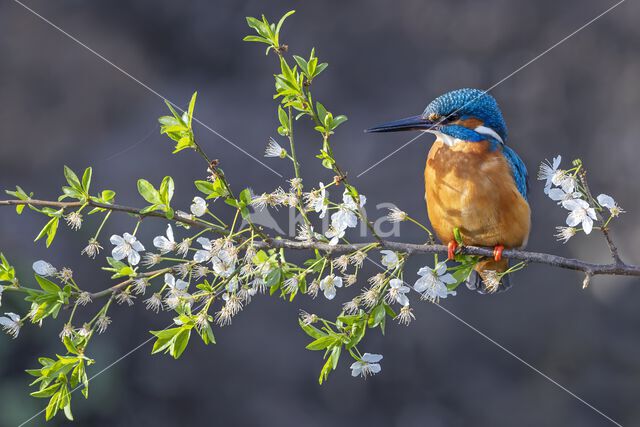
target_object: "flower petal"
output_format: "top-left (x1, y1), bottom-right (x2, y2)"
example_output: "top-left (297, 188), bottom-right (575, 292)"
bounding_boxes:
top-left (110, 234), bottom-right (124, 245)
top-left (582, 216), bottom-right (593, 234)
top-left (362, 353), bottom-right (383, 363)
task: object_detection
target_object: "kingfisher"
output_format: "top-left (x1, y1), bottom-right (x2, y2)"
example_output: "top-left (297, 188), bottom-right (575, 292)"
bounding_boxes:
top-left (366, 88), bottom-right (530, 293)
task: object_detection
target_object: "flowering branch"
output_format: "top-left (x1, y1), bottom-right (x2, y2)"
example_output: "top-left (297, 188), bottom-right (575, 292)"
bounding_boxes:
top-left (4, 198), bottom-right (635, 280)
top-left (0, 10), bottom-right (633, 423)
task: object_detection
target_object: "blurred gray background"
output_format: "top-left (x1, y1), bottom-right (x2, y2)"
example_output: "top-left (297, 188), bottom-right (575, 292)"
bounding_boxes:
top-left (1, 0), bottom-right (639, 426)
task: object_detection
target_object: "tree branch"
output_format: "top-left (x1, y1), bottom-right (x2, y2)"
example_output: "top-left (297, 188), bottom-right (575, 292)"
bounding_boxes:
top-left (3, 198), bottom-right (639, 285)
top-left (0, 198), bottom-right (225, 233)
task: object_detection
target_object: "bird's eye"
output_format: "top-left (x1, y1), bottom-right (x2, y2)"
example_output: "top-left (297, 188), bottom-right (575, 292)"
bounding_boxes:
top-left (446, 114), bottom-right (460, 122)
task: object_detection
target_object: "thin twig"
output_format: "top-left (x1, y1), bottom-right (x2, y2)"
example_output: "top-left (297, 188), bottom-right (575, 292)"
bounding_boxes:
top-left (0, 198), bottom-right (226, 233)
top-left (578, 170), bottom-right (624, 265)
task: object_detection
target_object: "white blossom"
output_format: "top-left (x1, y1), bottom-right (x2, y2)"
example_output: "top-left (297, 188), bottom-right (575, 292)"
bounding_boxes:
top-left (33, 260), bottom-right (57, 277)
top-left (387, 207), bottom-right (408, 223)
top-left (597, 194), bottom-right (624, 217)
top-left (299, 310), bottom-right (318, 326)
top-left (283, 277), bottom-right (299, 294)
top-left (77, 292), bottom-right (92, 306)
top-left (144, 293), bottom-right (163, 313)
top-left (387, 278), bottom-right (410, 306)
top-left (0, 285), bottom-right (3, 307)
top-left (288, 177), bottom-right (303, 193)
top-left (414, 262), bottom-right (456, 302)
top-left (132, 278), bottom-right (149, 295)
top-left (81, 238), bottom-right (102, 259)
top-left (380, 250), bottom-right (400, 270)
top-left (344, 274), bottom-right (357, 287)
top-left (176, 238), bottom-right (191, 257)
top-left (330, 190), bottom-right (366, 232)
top-left (319, 275), bottom-right (343, 300)
top-left (115, 290), bottom-right (135, 306)
top-left (537, 155), bottom-right (562, 194)
top-left (562, 199), bottom-right (597, 234)
top-left (95, 315), bottom-right (111, 334)
top-left (110, 233), bottom-right (145, 266)
top-left (332, 255), bottom-right (350, 273)
top-left (349, 251), bottom-right (367, 267)
top-left (0, 312), bottom-right (21, 338)
top-left (396, 305), bottom-right (415, 326)
top-left (153, 224), bottom-right (176, 254)
top-left (264, 137), bottom-right (287, 158)
top-left (165, 273), bottom-right (189, 293)
top-left (342, 298), bottom-right (360, 314)
top-left (190, 197), bottom-right (207, 217)
top-left (226, 277), bottom-right (239, 293)
top-left (57, 268), bottom-right (73, 284)
top-left (481, 270), bottom-right (501, 293)
top-left (325, 225), bottom-right (345, 246)
top-left (555, 226), bottom-right (576, 243)
top-left (142, 253), bottom-right (162, 267)
top-left (295, 224), bottom-right (315, 242)
top-left (64, 211), bottom-right (83, 230)
top-left (307, 182), bottom-right (329, 218)
top-left (547, 186), bottom-right (581, 204)
top-left (350, 353), bottom-right (382, 378)
top-left (211, 249), bottom-right (236, 278)
top-left (193, 237), bottom-right (214, 263)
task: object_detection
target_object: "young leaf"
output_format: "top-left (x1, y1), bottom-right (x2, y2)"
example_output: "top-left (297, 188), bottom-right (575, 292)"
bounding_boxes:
top-left (63, 166), bottom-right (82, 191)
top-left (187, 92), bottom-right (197, 127)
top-left (81, 167), bottom-right (92, 193)
top-left (137, 179), bottom-right (161, 205)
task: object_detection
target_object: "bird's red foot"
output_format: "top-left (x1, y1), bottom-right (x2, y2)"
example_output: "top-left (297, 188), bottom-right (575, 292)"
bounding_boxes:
top-left (447, 240), bottom-right (458, 261)
top-left (493, 245), bottom-right (504, 262)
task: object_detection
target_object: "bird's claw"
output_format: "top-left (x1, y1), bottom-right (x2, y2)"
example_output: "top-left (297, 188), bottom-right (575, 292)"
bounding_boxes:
top-left (447, 240), bottom-right (458, 261)
top-left (493, 245), bottom-right (504, 262)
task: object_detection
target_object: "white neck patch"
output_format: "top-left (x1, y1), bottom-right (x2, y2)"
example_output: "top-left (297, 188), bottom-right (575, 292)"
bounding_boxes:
top-left (424, 130), bottom-right (463, 147)
top-left (473, 126), bottom-right (504, 144)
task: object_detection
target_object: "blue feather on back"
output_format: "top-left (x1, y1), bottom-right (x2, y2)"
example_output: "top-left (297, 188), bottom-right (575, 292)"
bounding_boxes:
top-left (501, 145), bottom-right (529, 200)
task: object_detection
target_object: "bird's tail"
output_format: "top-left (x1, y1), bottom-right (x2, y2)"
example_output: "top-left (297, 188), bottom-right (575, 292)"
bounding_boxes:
top-left (465, 258), bottom-right (513, 294)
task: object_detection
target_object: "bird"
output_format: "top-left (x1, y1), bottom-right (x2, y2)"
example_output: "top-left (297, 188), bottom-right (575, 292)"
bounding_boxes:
top-left (366, 88), bottom-right (530, 293)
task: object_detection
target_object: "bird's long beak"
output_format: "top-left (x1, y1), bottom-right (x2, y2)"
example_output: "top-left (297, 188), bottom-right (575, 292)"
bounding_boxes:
top-left (365, 115), bottom-right (437, 133)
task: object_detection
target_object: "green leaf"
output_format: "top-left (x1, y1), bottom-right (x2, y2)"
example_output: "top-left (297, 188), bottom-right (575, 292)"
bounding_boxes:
top-left (243, 35), bottom-right (270, 44)
top-left (299, 319), bottom-right (326, 339)
top-left (293, 55), bottom-right (308, 76)
top-left (198, 323), bottom-right (216, 345)
top-left (45, 392), bottom-right (60, 420)
top-left (137, 179), bottom-right (161, 205)
top-left (453, 227), bottom-right (464, 245)
top-left (316, 102), bottom-right (328, 124)
top-left (239, 188), bottom-right (252, 206)
top-left (346, 318), bottom-right (366, 349)
top-left (187, 92), bottom-right (197, 127)
top-left (35, 275), bottom-right (61, 294)
top-left (194, 180), bottom-right (214, 197)
top-left (63, 166), bottom-right (82, 191)
top-left (160, 176), bottom-right (175, 205)
top-left (34, 217), bottom-right (60, 247)
top-left (275, 10), bottom-right (295, 39)
top-left (306, 335), bottom-right (337, 351)
top-left (172, 328), bottom-right (191, 359)
top-left (331, 115), bottom-right (348, 130)
top-left (330, 345), bottom-right (341, 370)
top-left (368, 304), bottom-right (386, 328)
top-left (81, 167), bottom-right (92, 193)
top-left (30, 383), bottom-right (60, 398)
top-left (318, 355), bottom-right (333, 385)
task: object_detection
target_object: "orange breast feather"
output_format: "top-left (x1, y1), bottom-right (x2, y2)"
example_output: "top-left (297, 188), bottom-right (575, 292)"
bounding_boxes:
top-left (424, 139), bottom-right (530, 249)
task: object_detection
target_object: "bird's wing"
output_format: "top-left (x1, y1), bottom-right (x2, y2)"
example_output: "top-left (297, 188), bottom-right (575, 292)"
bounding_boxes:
top-left (501, 145), bottom-right (529, 200)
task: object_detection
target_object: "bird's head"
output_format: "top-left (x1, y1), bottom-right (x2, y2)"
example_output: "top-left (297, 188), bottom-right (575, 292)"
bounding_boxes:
top-left (366, 88), bottom-right (507, 145)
